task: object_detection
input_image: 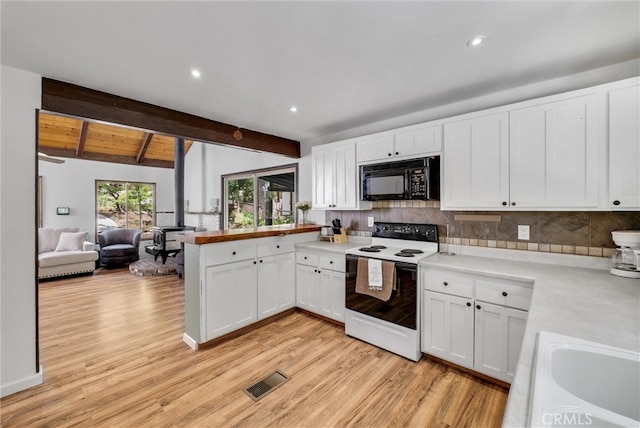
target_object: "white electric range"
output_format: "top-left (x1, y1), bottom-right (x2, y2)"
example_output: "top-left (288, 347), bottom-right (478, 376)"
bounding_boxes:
top-left (344, 222), bottom-right (439, 361)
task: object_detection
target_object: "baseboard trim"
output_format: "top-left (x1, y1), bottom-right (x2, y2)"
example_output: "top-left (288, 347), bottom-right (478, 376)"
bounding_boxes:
top-left (1, 365), bottom-right (44, 398)
top-left (295, 308), bottom-right (345, 327)
top-left (182, 333), bottom-right (198, 350)
top-left (422, 354), bottom-right (510, 390)
top-left (197, 308), bottom-right (296, 350)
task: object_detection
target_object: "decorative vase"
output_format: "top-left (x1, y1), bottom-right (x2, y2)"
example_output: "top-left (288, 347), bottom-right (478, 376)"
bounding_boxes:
top-left (300, 210), bottom-right (309, 224)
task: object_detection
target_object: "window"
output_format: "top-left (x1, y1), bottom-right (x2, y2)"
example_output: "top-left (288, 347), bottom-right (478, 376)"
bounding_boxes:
top-left (223, 165), bottom-right (297, 230)
top-left (96, 181), bottom-right (156, 235)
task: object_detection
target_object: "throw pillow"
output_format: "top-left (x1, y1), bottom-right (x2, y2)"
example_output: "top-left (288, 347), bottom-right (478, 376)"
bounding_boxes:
top-left (55, 231), bottom-right (88, 252)
top-left (39, 227), bottom-right (80, 253)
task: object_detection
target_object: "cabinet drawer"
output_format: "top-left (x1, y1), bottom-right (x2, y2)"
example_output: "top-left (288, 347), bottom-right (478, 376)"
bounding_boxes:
top-left (475, 279), bottom-right (532, 310)
top-left (257, 239), bottom-right (295, 258)
top-left (204, 243), bottom-right (256, 266)
top-left (423, 270), bottom-right (474, 298)
top-left (296, 251), bottom-right (319, 267)
top-left (319, 254), bottom-right (345, 272)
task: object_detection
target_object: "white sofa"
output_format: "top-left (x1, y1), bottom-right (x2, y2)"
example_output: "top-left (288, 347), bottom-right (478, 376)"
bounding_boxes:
top-left (38, 228), bottom-right (99, 280)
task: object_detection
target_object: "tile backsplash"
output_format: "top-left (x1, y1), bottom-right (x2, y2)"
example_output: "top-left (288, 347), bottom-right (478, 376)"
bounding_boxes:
top-left (325, 201), bottom-right (640, 258)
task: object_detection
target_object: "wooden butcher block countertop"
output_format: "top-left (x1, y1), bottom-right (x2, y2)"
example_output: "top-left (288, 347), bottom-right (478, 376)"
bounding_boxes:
top-left (177, 224), bottom-right (321, 245)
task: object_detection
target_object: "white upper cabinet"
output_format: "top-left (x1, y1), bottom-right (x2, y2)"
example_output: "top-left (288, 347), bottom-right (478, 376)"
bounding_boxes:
top-left (395, 124), bottom-right (442, 157)
top-left (442, 112), bottom-right (509, 209)
top-left (355, 134), bottom-right (394, 164)
top-left (509, 94), bottom-right (598, 208)
top-left (609, 83), bottom-right (640, 209)
top-left (356, 124), bottom-right (442, 164)
top-left (312, 146), bottom-right (334, 209)
top-left (312, 77), bottom-right (637, 212)
top-left (312, 141), bottom-right (372, 210)
top-left (442, 92), bottom-right (601, 210)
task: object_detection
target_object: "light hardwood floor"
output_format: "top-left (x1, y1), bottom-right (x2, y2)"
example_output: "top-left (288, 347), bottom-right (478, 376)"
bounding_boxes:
top-left (1, 268), bottom-right (508, 427)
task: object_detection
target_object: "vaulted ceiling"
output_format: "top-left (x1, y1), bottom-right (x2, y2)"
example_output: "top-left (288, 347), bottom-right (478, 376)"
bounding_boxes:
top-left (38, 113), bottom-right (193, 169)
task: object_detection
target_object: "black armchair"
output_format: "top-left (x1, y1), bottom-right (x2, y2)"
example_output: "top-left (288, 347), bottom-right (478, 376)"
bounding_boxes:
top-left (98, 228), bottom-right (142, 267)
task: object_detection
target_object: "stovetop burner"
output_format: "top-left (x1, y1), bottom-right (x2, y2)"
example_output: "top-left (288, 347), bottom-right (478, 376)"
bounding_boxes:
top-left (394, 252), bottom-right (415, 257)
top-left (400, 248), bottom-right (424, 254)
top-left (359, 247), bottom-right (382, 252)
top-left (345, 222), bottom-right (439, 264)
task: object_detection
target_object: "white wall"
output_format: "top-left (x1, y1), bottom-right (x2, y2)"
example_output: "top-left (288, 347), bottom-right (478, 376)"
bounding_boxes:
top-left (0, 65), bottom-right (42, 397)
top-left (303, 59), bottom-right (640, 148)
top-left (184, 141), bottom-right (296, 213)
top-left (39, 158), bottom-right (175, 243)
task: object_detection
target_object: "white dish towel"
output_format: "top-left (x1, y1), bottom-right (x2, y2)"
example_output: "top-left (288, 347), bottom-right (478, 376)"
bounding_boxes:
top-left (368, 259), bottom-right (383, 290)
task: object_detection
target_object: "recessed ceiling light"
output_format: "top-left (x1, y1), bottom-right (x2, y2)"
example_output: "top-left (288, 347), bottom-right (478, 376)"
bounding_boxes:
top-left (467, 35), bottom-right (486, 47)
top-left (289, 106), bottom-right (298, 113)
top-left (190, 69), bottom-right (201, 78)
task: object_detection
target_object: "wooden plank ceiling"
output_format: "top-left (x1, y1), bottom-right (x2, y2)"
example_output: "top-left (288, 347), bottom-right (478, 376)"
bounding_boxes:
top-left (38, 112), bottom-right (194, 168)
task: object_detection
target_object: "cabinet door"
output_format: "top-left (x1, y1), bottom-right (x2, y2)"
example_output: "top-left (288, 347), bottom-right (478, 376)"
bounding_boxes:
top-left (442, 113), bottom-right (509, 209)
top-left (296, 264), bottom-right (321, 313)
top-left (333, 143), bottom-right (358, 209)
top-left (258, 253), bottom-right (295, 320)
top-left (320, 269), bottom-right (345, 322)
top-left (356, 135), bottom-right (394, 163)
top-left (474, 301), bottom-right (527, 383)
top-left (609, 85), bottom-right (640, 209)
top-left (395, 125), bottom-right (442, 157)
top-left (510, 95), bottom-right (598, 208)
top-left (203, 259), bottom-right (257, 341)
top-left (422, 290), bottom-right (474, 369)
top-left (311, 147), bottom-right (335, 209)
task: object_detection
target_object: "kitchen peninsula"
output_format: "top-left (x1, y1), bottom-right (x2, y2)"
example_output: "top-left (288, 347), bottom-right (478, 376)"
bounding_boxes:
top-left (178, 224), bottom-right (321, 349)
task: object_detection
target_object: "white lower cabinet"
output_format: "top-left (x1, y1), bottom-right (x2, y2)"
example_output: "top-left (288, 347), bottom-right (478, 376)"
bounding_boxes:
top-left (295, 264), bottom-right (321, 313)
top-left (421, 267), bottom-right (531, 383)
top-left (199, 234), bottom-right (315, 343)
top-left (474, 301), bottom-right (527, 382)
top-left (422, 290), bottom-right (474, 368)
top-left (320, 268), bottom-right (345, 322)
top-left (295, 249), bottom-right (345, 323)
top-left (204, 259), bottom-right (258, 341)
top-left (257, 252), bottom-right (296, 320)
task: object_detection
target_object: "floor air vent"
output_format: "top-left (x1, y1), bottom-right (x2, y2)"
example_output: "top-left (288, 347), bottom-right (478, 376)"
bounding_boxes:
top-left (243, 370), bottom-right (289, 401)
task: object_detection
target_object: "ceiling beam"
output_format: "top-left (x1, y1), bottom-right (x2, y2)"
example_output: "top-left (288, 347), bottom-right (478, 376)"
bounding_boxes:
top-left (75, 121), bottom-right (89, 157)
top-left (41, 78), bottom-right (300, 158)
top-left (40, 147), bottom-right (174, 169)
top-left (136, 132), bottom-right (153, 164)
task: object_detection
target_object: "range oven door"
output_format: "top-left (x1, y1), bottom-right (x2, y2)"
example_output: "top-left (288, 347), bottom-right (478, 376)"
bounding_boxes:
top-left (345, 254), bottom-right (418, 330)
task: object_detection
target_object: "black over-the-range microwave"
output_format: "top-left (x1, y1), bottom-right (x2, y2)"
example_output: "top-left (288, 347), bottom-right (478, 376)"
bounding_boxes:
top-left (360, 157), bottom-right (440, 201)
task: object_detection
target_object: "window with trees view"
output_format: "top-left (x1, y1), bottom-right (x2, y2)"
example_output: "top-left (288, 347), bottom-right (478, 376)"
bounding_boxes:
top-left (223, 165), bottom-right (297, 230)
top-left (96, 181), bottom-right (155, 235)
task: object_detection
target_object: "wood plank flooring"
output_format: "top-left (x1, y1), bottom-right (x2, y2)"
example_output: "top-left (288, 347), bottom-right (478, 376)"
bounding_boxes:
top-left (1, 268), bottom-right (508, 427)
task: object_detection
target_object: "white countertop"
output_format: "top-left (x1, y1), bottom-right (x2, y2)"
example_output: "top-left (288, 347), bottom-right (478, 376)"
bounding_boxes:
top-left (295, 237), bottom-right (370, 254)
top-left (420, 252), bottom-right (640, 428)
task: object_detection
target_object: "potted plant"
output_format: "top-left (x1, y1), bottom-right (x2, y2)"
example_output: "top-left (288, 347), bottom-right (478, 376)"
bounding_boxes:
top-left (296, 201), bottom-right (311, 224)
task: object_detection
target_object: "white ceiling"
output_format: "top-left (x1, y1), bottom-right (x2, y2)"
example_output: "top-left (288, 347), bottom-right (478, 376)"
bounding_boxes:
top-left (2, 1), bottom-right (639, 143)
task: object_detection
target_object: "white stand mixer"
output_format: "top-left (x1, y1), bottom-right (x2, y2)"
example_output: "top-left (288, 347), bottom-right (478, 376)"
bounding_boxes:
top-left (610, 231), bottom-right (640, 279)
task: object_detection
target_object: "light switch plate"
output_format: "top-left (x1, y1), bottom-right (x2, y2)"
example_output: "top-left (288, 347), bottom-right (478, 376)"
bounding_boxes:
top-left (518, 225), bottom-right (530, 240)
top-left (367, 216), bottom-right (375, 227)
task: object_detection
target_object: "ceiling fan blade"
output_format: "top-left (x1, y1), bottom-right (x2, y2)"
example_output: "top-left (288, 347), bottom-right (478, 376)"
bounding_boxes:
top-left (38, 152), bottom-right (65, 164)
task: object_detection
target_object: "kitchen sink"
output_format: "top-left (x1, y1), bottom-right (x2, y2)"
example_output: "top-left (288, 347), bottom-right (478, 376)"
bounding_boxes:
top-left (529, 331), bottom-right (640, 427)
